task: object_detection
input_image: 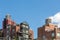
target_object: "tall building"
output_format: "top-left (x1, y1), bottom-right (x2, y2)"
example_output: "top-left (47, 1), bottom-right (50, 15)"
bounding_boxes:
top-left (38, 18), bottom-right (60, 40)
top-left (0, 14), bottom-right (34, 40)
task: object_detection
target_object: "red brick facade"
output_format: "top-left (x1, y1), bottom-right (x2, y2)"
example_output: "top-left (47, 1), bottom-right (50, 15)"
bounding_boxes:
top-left (2, 14), bottom-right (34, 40)
top-left (38, 18), bottom-right (60, 40)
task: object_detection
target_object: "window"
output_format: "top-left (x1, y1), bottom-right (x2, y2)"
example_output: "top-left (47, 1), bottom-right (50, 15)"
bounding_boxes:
top-left (43, 36), bottom-right (45, 38)
top-left (52, 39), bottom-right (55, 40)
top-left (25, 38), bottom-right (29, 40)
top-left (23, 34), bottom-right (25, 38)
top-left (52, 32), bottom-right (54, 37)
top-left (22, 30), bottom-right (26, 33)
top-left (25, 35), bottom-right (29, 38)
top-left (7, 25), bottom-right (10, 29)
top-left (43, 35), bottom-right (46, 40)
top-left (23, 34), bottom-right (29, 38)
top-left (26, 30), bottom-right (28, 34)
top-left (12, 29), bottom-right (15, 32)
top-left (19, 36), bottom-right (21, 40)
top-left (45, 28), bottom-right (51, 32)
top-left (6, 35), bottom-right (9, 38)
top-left (26, 26), bottom-right (29, 28)
top-left (22, 25), bottom-right (25, 28)
top-left (57, 33), bottom-right (60, 37)
top-left (7, 31), bottom-right (9, 33)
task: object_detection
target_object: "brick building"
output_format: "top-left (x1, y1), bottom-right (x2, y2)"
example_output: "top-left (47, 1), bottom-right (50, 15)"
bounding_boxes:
top-left (0, 14), bottom-right (34, 40)
top-left (38, 18), bottom-right (60, 40)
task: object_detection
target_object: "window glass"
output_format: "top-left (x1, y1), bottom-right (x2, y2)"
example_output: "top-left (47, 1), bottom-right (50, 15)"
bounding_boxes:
top-left (12, 29), bottom-right (15, 32)
top-left (26, 26), bottom-right (28, 28)
top-left (25, 38), bottom-right (28, 40)
top-left (52, 32), bottom-right (54, 37)
top-left (43, 36), bottom-right (46, 40)
top-left (7, 31), bottom-right (9, 33)
top-left (7, 25), bottom-right (10, 29)
top-left (26, 30), bottom-right (28, 33)
top-left (22, 25), bottom-right (25, 27)
top-left (57, 33), bottom-right (60, 37)
top-left (25, 35), bottom-right (29, 38)
top-left (23, 34), bottom-right (28, 38)
top-left (22, 30), bottom-right (26, 33)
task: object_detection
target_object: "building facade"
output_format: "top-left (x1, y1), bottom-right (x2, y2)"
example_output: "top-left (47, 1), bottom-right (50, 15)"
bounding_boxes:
top-left (38, 18), bottom-right (60, 40)
top-left (0, 14), bottom-right (34, 40)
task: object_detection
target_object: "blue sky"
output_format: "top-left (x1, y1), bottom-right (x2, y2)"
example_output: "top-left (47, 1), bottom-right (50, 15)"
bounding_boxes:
top-left (0, 0), bottom-right (60, 38)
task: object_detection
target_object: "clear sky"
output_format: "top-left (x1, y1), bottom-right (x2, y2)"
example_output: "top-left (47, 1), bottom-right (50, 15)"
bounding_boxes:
top-left (0, 0), bottom-right (60, 38)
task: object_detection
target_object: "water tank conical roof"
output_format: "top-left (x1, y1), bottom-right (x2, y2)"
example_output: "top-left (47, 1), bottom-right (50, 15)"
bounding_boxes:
top-left (45, 18), bottom-right (52, 24)
top-left (5, 14), bottom-right (11, 19)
